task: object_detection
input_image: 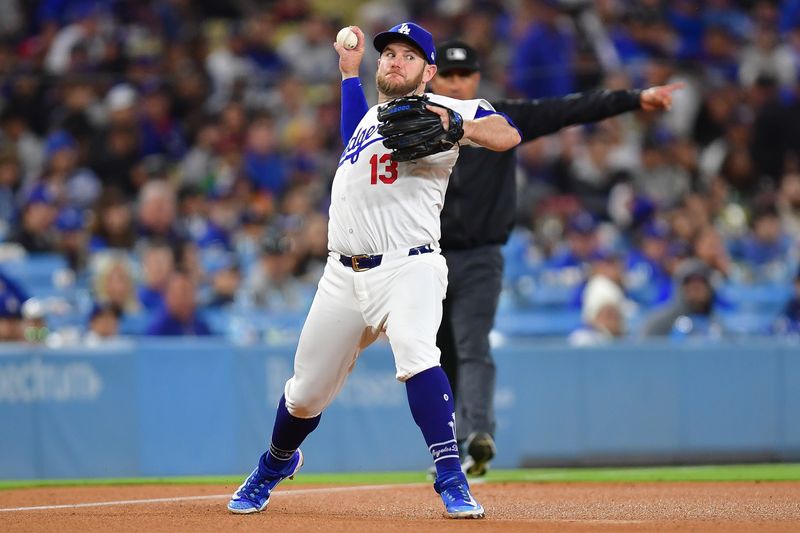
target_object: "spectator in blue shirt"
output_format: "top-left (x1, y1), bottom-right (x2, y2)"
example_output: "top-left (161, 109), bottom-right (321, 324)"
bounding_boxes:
top-left (732, 204), bottom-right (793, 283)
top-left (55, 206), bottom-right (88, 272)
top-left (10, 185), bottom-right (59, 253)
top-left (667, 0), bottom-right (707, 61)
top-left (544, 211), bottom-right (606, 288)
top-left (138, 82), bottom-right (186, 160)
top-left (137, 240), bottom-right (174, 312)
top-left (774, 267), bottom-right (800, 334)
top-left (0, 269), bottom-right (29, 341)
top-left (509, 0), bottom-right (574, 99)
top-left (146, 270), bottom-right (211, 336)
top-left (243, 115), bottom-right (288, 197)
top-left (625, 220), bottom-right (674, 306)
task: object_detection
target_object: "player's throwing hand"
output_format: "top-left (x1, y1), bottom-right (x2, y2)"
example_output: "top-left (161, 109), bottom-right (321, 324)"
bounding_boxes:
top-left (334, 25), bottom-right (366, 79)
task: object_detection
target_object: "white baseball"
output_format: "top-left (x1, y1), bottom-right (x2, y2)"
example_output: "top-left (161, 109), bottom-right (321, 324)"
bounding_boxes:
top-left (336, 27), bottom-right (358, 50)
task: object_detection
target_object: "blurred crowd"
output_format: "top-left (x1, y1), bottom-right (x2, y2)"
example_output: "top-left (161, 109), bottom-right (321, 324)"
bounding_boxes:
top-left (0, 0), bottom-right (799, 346)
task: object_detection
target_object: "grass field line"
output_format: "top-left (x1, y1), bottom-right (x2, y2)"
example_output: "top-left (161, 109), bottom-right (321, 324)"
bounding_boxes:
top-left (0, 482), bottom-right (426, 513)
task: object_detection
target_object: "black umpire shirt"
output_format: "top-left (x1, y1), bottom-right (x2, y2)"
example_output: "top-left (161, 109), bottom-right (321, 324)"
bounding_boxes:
top-left (440, 89), bottom-right (643, 251)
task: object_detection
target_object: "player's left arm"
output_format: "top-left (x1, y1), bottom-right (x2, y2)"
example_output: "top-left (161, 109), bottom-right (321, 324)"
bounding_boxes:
top-left (426, 104), bottom-right (521, 151)
top-left (463, 110), bottom-right (521, 151)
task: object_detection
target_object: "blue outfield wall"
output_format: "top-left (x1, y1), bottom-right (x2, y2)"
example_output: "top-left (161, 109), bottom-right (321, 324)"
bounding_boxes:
top-left (0, 339), bottom-right (798, 479)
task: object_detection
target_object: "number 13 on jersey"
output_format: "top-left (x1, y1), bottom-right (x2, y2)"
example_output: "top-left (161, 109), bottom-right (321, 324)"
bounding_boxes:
top-left (370, 154), bottom-right (397, 184)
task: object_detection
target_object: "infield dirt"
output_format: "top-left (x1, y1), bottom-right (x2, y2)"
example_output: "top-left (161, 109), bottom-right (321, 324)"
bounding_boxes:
top-left (1, 481), bottom-right (799, 532)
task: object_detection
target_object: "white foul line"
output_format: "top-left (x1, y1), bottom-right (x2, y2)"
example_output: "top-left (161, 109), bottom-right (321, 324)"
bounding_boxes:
top-left (0, 482), bottom-right (425, 513)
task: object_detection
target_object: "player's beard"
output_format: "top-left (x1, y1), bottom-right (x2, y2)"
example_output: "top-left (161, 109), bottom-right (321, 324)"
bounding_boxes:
top-left (377, 67), bottom-right (425, 98)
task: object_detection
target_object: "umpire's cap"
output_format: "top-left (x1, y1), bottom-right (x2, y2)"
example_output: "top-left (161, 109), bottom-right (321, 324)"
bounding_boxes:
top-left (435, 41), bottom-right (480, 74)
top-left (373, 22), bottom-right (436, 64)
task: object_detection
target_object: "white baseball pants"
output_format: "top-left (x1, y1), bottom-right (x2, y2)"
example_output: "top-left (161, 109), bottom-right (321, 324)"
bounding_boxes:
top-left (283, 250), bottom-right (448, 418)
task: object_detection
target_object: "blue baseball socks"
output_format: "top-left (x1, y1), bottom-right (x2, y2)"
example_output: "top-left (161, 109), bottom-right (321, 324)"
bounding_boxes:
top-left (261, 395), bottom-right (320, 473)
top-left (405, 366), bottom-right (463, 478)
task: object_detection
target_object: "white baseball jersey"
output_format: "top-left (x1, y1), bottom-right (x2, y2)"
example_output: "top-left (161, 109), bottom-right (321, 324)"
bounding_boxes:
top-left (329, 93), bottom-right (494, 256)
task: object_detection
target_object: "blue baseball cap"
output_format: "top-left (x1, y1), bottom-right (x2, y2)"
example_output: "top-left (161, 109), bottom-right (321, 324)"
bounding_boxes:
top-left (56, 207), bottom-right (85, 232)
top-left (567, 211), bottom-right (597, 234)
top-left (24, 184), bottom-right (56, 207)
top-left (641, 219), bottom-right (670, 240)
top-left (89, 301), bottom-right (122, 320)
top-left (373, 22), bottom-right (436, 64)
top-left (0, 291), bottom-right (23, 319)
top-left (45, 130), bottom-right (77, 159)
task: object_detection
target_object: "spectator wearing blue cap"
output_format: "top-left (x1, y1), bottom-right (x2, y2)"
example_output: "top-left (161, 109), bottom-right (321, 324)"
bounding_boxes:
top-left (625, 219), bottom-right (674, 306)
top-left (544, 212), bottom-right (606, 286)
top-left (200, 253), bottom-right (241, 308)
top-left (10, 185), bottom-right (59, 253)
top-left (40, 130), bottom-right (101, 209)
top-left (146, 270), bottom-right (211, 336)
top-left (55, 206), bottom-right (88, 272)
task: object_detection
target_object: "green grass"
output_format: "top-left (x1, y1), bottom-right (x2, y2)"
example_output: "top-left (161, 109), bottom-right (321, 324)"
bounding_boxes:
top-left (2, 464), bottom-right (799, 491)
top-left (482, 463), bottom-right (800, 483)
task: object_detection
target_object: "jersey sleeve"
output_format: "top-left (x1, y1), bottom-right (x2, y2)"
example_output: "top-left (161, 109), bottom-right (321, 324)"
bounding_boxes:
top-left (425, 94), bottom-right (518, 147)
top-left (454, 97), bottom-right (517, 147)
top-left (341, 77), bottom-right (369, 144)
top-left (474, 108), bottom-right (521, 139)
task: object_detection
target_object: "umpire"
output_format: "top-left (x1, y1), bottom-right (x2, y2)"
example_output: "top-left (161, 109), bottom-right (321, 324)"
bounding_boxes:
top-left (430, 41), bottom-right (680, 476)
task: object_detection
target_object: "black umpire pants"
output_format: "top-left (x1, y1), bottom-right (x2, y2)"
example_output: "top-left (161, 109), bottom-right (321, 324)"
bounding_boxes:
top-left (437, 244), bottom-right (503, 442)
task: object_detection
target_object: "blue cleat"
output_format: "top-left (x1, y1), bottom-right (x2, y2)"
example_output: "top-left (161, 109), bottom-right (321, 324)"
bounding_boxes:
top-left (227, 449), bottom-right (304, 514)
top-left (433, 471), bottom-right (485, 519)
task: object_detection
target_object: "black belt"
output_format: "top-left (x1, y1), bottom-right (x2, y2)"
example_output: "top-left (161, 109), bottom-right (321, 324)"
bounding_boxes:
top-left (339, 244), bottom-right (433, 272)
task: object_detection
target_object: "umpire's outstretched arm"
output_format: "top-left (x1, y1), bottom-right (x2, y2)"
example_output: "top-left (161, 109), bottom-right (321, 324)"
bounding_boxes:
top-left (499, 83), bottom-right (683, 143)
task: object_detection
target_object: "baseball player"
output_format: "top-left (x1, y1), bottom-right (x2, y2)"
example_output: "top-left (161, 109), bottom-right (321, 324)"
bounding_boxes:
top-left (428, 40), bottom-right (682, 477)
top-left (227, 23), bottom-right (520, 519)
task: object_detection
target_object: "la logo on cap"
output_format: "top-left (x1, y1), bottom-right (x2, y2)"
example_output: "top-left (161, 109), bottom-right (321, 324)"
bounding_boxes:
top-left (399, 23), bottom-right (411, 34)
top-left (447, 48), bottom-right (468, 61)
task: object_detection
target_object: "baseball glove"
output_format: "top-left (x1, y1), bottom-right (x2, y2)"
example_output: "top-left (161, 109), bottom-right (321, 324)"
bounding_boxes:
top-left (377, 95), bottom-right (464, 162)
